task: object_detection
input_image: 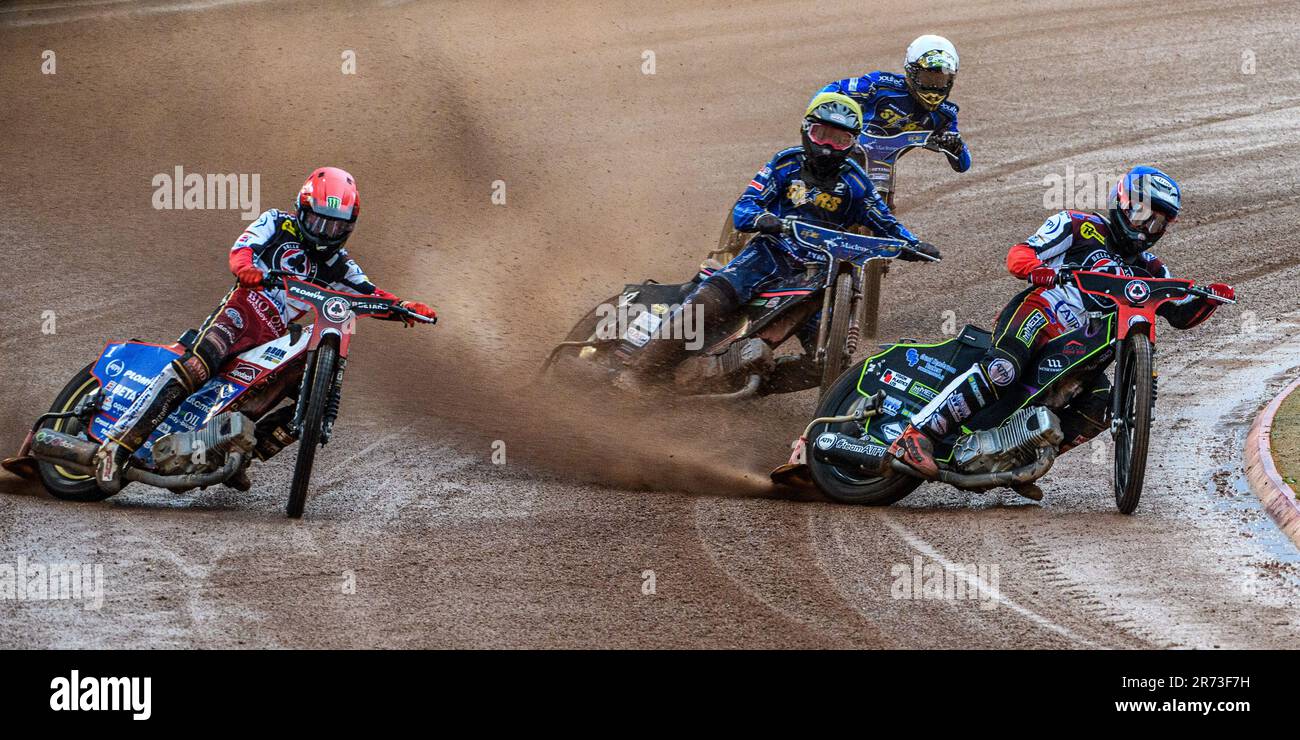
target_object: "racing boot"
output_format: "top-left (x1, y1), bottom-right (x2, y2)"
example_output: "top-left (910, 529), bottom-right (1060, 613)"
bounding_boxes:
top-left (93, 358), bottom-right (203, 491)
top-left (886, 424), bottom-right (939, 480)
top-left (624, 281), bottom-right (735, 386)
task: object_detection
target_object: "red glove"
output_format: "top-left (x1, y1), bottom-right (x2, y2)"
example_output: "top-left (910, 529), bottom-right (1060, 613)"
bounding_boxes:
top-left (229, 248), bottom-right (264, 289)
top-left (1206, 283), bottom-right (1235, 302)
top-left (396, 300), bottom-right (436, 327)
top-left (1029, 266), bottom-right (1059, 288)
top-left (236, 267), bottom-right (265, 290)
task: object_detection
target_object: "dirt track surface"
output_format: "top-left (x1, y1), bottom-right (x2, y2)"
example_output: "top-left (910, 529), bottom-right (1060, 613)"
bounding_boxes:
top-left (2, 0), bottom-right (1300, 648)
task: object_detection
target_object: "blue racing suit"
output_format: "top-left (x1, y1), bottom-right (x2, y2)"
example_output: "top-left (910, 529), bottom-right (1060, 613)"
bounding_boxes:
top-left (704, 147), bottom-right (918, 347)
top-left (818, 71), bottom-right (970, 172)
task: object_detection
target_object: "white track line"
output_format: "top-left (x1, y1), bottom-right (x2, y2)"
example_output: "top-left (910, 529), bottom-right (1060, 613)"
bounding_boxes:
top-left (879, 513), bottom-right (1098, 647)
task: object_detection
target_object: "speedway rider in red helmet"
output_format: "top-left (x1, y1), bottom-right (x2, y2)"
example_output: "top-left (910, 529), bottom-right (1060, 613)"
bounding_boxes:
top-left (92, 167), bottom-right (436, 490)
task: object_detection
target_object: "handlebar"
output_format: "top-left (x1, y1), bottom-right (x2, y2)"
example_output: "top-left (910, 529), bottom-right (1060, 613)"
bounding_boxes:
top-left (259, 269), bottom-right (438, 324)
top-left (260, 269), bottom-right (334, 290)
top-left (780, 217), bottom-right (941, 262)
top-left (1052, 264), bottom-right (1235, 304)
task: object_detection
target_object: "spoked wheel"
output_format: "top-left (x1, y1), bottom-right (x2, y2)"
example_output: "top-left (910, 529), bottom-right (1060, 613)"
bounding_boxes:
top-left (287, 341), bottom-right (337, 519)
top-left (37, 363), bottom-right (112, 502)
top-left (808, 360), bottom-right (922, 505)
top-left (820, 272), bottom-right (855, 398)
top-left (1112, 333), bottom-right (1153, 514)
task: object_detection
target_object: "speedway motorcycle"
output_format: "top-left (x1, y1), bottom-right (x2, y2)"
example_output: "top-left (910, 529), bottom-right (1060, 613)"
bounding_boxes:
top-left (543, 220), bottom-right (937, 400)
top-left (716, 129), bottom-right (945, 338)
top-left (1, 271), bottom-right (435, 518)
top-left (771, 267), bottom-right (1234, 513)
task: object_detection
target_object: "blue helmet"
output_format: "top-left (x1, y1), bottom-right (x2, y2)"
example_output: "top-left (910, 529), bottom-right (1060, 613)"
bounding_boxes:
top-left (1109, 165), bottom-right (1181, 254)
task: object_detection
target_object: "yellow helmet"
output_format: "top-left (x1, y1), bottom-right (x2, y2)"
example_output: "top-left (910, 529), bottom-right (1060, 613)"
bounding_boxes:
top-left (804, 92), bottom-right (864, 134)
top-left (801, 92), bottom-right (863, 178)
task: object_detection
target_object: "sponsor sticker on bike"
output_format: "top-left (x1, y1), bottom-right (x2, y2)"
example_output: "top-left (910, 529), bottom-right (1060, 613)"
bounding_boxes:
top-left (227, 363), bottom-right (260, 384)
top-left (622, 311), bottom-right (662, 348)
top-left (907, 349), bottom-right (957, 380)
top-left (881, 369), bottom-right (912, 391)
top-left (1124, 280), bottom-right (1151, 304)
top-left (907, 380), bottom-right (937, 402)
top-left (881, 395), bottom-right (905, 416)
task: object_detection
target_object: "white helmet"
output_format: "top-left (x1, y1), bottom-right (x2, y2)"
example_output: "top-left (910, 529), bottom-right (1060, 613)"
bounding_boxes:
top-left (904, 35), bottom-right (959, 110)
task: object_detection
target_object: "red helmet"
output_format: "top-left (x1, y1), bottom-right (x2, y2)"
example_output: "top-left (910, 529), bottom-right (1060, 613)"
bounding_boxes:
top-left (297, 166), bottom-right (359, 251)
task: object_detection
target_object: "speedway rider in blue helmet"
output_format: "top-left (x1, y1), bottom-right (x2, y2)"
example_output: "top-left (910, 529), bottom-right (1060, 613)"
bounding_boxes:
top-left (886, 165), bottom-right (1235, 479)
top-left (819, 35), bottom-right (970, 173)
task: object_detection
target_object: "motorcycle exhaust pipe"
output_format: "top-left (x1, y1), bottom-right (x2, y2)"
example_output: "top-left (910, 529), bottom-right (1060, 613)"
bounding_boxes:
top-left (30, 428), bottom-right (247, 492)
top-left (810, 432), bottom-right (890, 471)
top-left (30, 428), bottom-right (98, 469)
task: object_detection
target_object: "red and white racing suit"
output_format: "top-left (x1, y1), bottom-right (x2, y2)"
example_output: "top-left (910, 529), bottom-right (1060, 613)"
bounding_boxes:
top-left (102, 208), bottom-right (400, 453)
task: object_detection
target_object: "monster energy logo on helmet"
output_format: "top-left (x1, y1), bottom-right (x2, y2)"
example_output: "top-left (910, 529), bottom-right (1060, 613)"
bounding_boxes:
top-left (804, 92), bottom-right (863, 133)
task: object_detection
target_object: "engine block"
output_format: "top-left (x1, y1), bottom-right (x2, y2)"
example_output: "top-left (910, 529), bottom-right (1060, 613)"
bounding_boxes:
top-left (151, 412), bottom-right (256, 475)
top-left (952, 407), bottom-right (1063, 474)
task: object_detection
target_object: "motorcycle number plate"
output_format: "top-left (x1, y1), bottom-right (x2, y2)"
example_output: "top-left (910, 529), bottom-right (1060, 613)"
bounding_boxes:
top-left (623, 311), bottom-right (662, 348)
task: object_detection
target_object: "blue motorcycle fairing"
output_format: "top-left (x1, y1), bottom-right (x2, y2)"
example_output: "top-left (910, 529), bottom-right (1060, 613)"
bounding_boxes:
top-left (789, 221), bottom-right (907, 264)
top-left (89, 341), bottom-right (252, 466)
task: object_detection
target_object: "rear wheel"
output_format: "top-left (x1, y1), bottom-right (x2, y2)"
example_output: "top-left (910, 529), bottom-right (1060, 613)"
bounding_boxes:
top-left (36, 364), bottom-right (110, 502)
top-left (287, 342), bottom-right (337, 519)
top-left (37, 363), bottom-right (112, 502)
top-left (808, 360), bottom-right (922, 505)
top-left (820, 272), bottom-right (855, 398)
top-left (1112, 333), bottom-right (1153, 514)
top-left (544, 293), bottom-right (623, 379)
top-left (714, 211), bottom-right (749, 265)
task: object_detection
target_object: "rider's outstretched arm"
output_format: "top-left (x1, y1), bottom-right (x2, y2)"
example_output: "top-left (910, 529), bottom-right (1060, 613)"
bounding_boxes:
top-left (938, 111), bottom-right (971, 173)
top-left (1139, 253), bottom-right (1230, 329)
top-left (331, 250), bottom-right (435, 325)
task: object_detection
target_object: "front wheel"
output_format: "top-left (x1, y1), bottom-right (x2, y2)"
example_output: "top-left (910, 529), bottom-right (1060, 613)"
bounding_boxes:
top-left (808, 360), bottom-right (922, 505)
top-left (1112, 333), bottom-right (1153, 514)
top-left (38, 363), bottom-right (112, 502)
top-left (820, 272), bottom-right (856, 398)
top-left (287, 342), bottom-right (337, 518)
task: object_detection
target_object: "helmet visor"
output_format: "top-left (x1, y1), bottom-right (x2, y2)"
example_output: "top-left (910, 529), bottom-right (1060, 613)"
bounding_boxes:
top-left (913, 67), bottom-right (954, 91)
top-left (1127, 202), bottom-right (1174, 239)
top-left (807, 122), bottom-right (856, 151)
top-left (300, 210), bottom-right (354, 245)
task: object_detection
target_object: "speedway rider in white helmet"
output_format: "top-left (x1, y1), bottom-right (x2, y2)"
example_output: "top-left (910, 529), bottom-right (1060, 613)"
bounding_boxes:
top-left (817, 34), bottom-right (970, 172)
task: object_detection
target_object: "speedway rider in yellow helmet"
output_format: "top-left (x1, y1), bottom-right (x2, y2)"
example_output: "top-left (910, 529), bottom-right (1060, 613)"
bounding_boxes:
top-left (629, 93), bottom-right (940, 388)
